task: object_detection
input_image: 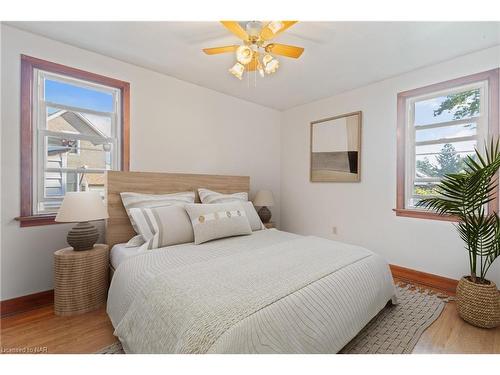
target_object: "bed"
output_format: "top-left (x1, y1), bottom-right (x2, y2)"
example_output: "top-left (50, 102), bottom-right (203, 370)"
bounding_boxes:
top-left (105, 171), bottom-right (396, 354)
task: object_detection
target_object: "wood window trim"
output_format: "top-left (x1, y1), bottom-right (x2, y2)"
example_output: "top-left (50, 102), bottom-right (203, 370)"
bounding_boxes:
top-left (396, 68), bottom-right (500, 221)
top-left (17, 55), bottom-right (130, 227)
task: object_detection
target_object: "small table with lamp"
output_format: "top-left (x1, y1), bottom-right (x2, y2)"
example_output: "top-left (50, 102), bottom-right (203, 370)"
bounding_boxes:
top-left (53, 191), bottom-right (109, 316)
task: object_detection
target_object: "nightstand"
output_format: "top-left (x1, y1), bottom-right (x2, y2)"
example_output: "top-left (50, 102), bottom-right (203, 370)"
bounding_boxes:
top-left (264, 222), bottom-right (276, 229)
top-left (54, 244), bottom-right (109, 316)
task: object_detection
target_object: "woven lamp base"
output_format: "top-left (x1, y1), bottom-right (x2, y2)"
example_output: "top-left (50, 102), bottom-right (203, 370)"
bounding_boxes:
top-left (456, 276), bottom-right (500, 329)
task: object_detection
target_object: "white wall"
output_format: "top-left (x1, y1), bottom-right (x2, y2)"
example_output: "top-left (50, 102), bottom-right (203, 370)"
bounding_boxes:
top-left (281, 45), bottom-right (500, 286)
top-left (2, 24), bottom-right (499, 301)
top-left (0, 25), bottom-right (281, 300)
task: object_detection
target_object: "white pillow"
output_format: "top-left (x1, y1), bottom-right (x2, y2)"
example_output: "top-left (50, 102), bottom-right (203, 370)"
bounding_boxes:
top-left (184, 202), bottom-right (252, 245)
top-left (125, 234), bottom-right (146, 248)
top-left (129, 205), bottom-right (194, 250)
top-left (241, 201), bottom-right (264, 231)
top-left (120, 191), bottom-right (195, 235)
top-left (198, 188), bottom-right (248, 204)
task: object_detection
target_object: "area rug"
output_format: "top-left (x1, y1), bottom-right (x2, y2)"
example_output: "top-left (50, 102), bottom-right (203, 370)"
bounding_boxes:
top-left (96, 283), bottom-right (449, 354)
top-left (340, 283), bottom-right (450, 354)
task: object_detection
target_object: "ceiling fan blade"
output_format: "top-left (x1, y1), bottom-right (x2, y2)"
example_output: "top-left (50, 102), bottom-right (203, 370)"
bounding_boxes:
top-left (203, 45), bottom-right (239, 55)
top-left (260, 21), bottom-right (298, 41)
top-left (265, 43), bottom-right (304, 58)
top-left (220, 21), bottom-right (249, 40)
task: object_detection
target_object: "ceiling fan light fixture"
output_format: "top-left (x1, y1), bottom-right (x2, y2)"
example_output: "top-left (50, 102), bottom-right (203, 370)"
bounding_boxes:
top-left (263, 54), bottom-right (279, 74)
top-left (262, 53), bottom-right (272, 65)
top-left (236, 45), bottom-right (253, 65)
top-left (267, 21), bottom-right (284, 34)
top-left (229, 62), bottom-right (245, 80)
top-left (265, 59), bottom-right (279, 74)
top-left (204, 21), bottom-right (303, 81)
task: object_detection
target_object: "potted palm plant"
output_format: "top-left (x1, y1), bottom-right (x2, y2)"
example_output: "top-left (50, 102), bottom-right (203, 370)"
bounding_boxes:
top-left (417, 139), bottom-right (500, 329)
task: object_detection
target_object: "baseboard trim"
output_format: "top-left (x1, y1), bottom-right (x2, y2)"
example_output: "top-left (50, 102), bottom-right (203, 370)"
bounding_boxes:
top-left (390, 264), bottom-right (458, 295)
top-left (1, 290), bottom-right (54, 318)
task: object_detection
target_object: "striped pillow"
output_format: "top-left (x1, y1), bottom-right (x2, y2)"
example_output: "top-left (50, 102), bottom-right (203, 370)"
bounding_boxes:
top-left (120, 191), bottom-right (195, 234)
top-left (129, 205), bottom-right (194, 250)
top-left (198, 188), bottom-right (248, 204)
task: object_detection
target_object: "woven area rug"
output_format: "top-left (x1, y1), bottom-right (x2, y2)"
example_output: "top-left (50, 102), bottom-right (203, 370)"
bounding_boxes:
top-left (340, 283), bottom-right (450, 354)
top-left (97, 284), bottom-right (449, 354)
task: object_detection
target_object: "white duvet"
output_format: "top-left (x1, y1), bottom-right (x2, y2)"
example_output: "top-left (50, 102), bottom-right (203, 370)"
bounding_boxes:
top-left (107, 229), bottom-right (396, 353)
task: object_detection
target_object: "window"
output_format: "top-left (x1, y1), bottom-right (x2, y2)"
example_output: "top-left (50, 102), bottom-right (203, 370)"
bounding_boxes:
top-left (396, 69), bottom-right (499, 221)
top-left (19, 55), bottom-right (130, 226)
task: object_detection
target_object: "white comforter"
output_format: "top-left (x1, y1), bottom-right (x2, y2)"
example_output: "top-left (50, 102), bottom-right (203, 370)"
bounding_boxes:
top-left (107, 230), bottom-right (395, 354)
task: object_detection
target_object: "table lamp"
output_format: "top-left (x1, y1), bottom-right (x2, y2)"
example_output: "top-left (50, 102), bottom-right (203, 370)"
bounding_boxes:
top-left (253, 190), bottom-right (275, 223)
top-left (55, 191), bottom-right (109, 251)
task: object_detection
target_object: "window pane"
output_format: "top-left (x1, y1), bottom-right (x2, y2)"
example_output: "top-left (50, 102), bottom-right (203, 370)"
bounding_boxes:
top-left (85, 173), bottom-right (106, 196)
top-left (415, 123), bottom-right (476, 143)
top-left (47, 107), bottom-right (112, 137)
top-left (32, 69), bottom-right (122, 216)
top-left (43, 171), bottom-right (105, 198)
top-left (45, 79), bottom-right (114, 113)
top-left (414, 88), bottom-right (480, 126)
top-left (413, 182), bottom-right (440, 197)
top-left (416, 140), bottom-right (476, 155)
top-left (44, 171), bottom-right (77, 198)
top-left (40, 171), bottom-right (105, 213)
top-left (409, 182), bottom-right (441, 208)
top-left (415, 141), bottom-right (475, 178)
top-left (46, 136), bottom-right (112, 170)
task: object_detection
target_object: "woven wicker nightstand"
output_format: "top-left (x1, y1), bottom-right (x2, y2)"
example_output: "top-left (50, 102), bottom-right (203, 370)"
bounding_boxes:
top-left (54, 244), bottom-right (109, 316)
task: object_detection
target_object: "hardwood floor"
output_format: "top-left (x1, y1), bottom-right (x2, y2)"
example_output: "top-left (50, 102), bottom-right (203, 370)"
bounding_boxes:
top-left (0, 304), bottom-right (116, 354)
top-left (1, 283), bottom-right (499, 354)
top-left (413, 301), bottom-right (500, 354)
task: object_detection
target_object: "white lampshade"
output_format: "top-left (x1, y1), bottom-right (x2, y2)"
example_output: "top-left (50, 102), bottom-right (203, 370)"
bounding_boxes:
top-left (253, 190), bottom-right (275, 207)
top-left (55, 192), bottom-right (108, 223)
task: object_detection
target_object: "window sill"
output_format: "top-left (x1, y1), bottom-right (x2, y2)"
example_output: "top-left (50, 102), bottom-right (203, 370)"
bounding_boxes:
top-left (393, 208), bottom-right (459, 222)
top-left (15, 214), bottom-right (61, 227)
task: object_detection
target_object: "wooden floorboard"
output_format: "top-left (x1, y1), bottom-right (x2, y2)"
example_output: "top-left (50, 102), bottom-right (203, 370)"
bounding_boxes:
top-left (413, 301), bottom-right (500, 354)
top-left (0, 304), bottom-right (116, 354)
top-left (0, 279), bottom-right (499, 354)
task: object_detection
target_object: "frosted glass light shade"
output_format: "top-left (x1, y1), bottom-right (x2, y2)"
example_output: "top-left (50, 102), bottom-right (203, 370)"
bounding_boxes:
top-left (253, 190), bottom-right (275, 207)
top-left (236, 45), bottom-right (253, 65)
top-left (262, 54), bottom-right (279, 74)
top-left (262, 54), bottom-right (273, 65)
top-left (55, 192), bottom-right (108, 223)
top-left (229, 62), bottom-right (245, 80)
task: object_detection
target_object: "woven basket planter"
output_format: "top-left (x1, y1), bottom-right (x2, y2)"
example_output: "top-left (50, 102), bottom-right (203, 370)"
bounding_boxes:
top-left (456, 276), bottom-right (500, 329)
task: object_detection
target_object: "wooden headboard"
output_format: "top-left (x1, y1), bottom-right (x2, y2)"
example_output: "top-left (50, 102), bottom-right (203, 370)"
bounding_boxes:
top-left (105, 171), bottom-right (250, 247)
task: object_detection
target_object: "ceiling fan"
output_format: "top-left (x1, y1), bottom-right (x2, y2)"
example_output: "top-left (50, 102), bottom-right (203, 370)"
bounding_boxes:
top-left (203, 21), bottom-right (304, 80)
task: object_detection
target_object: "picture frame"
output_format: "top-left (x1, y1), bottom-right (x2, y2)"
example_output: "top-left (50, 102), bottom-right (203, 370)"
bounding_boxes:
top-left (310, 111), bottom-right (362, 182)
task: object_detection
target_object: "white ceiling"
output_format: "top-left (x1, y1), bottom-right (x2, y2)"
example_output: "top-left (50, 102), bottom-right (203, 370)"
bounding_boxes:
top-left (7, 22), bottom-right (500, 110)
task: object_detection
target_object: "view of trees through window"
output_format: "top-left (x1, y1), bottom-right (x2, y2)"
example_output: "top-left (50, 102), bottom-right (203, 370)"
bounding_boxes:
top-left (414, 89), bottom-right (480, 197)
